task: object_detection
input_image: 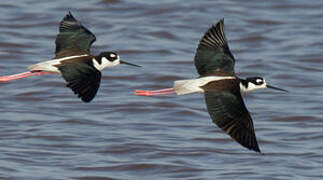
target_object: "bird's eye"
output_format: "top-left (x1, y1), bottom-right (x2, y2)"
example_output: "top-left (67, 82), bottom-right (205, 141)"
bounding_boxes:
top-left (110, 53), bottom-right (116, 58)
top-left (256, 79), bottom-right (263, 84)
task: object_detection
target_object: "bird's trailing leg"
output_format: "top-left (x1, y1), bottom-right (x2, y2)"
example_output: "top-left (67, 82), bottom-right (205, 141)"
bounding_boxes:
top-left (134, 88), bottom-right (176, 96)
top-left (0, 71), bottom-right (54, 82)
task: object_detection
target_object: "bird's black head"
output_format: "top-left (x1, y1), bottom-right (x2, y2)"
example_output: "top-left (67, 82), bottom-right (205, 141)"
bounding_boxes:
top-left (94, 51), bottom-right (141, 71)
top-left (241, 76), bottom-right (287, 93)
top-left (246, 77), bottom-right (265, 86)
top-left (91, 52), bottom-right (119, 71)
top-left (92, 52), bottom-right (122, 71)
top-left (97, 51), bottom-right (119, 64)
top-left (239, 77), bottom-right (266, 93)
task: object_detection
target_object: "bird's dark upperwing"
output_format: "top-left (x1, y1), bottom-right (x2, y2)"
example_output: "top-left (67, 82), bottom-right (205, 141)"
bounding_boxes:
top-left (55, 12), bottom-right (96, 58)
top-left (56, 61), bottom-right (101, 103)
top-left (194, 19), bottom-right (235, 76)
top-left (204, 86), bottom-right (260, 152)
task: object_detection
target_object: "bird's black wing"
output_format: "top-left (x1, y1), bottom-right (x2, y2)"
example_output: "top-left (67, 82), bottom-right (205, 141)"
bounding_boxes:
top-left (55, 12), bottom-right (96, 57)
top-left (204, 89), bottom-right (260, 152)
top-left (57, 61), bottom-right (101, 103)
top-left (194, 19), bottom-right (235, 76)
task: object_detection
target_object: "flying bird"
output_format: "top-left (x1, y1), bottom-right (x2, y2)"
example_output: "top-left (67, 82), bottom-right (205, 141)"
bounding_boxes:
top-left (0, 12), bottom-right (140, 102)
top-left (135, 19), bottom-right (287, 152)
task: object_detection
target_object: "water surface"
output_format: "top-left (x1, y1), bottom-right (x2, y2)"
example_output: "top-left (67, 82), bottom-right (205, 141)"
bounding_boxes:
top-left (0, 0), bottom-right (323, 179)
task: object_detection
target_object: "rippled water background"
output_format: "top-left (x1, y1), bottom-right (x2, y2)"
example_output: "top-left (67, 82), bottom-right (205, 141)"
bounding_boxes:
top-left (0, 0), bottom-right (323, 179)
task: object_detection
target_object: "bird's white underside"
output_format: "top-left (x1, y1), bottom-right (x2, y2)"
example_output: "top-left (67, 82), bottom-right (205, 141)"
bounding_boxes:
top-left (28, 54), bottom-right (121, 73)
top-left (173, 76), bottom-right (236, 95)
top-left (28, 54), bottom-right (89, 74)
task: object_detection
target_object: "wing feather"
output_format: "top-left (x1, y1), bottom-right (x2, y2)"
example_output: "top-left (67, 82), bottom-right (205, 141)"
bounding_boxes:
top-left (204, 88), bottom-right (261, 152)
top-left (55, 12), bottom-right (96, 57)
top-left (194, 19), bottom-right (235, 76)
top-left (57, 61), bottom-right (101, 103)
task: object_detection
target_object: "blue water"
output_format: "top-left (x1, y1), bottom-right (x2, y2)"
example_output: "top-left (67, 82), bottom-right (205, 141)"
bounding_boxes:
top-left (0, 0), bottom-right (323, 179)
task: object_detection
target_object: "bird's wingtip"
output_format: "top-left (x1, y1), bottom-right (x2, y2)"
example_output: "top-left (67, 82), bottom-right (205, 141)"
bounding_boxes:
top-left (251, 143), bottom-right (261, 153)
top-left (62, 11), bottom-right (76, 22)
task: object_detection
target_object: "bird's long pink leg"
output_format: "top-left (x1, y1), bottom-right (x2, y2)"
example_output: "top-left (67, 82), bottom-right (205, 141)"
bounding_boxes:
top-left (135, 88), bottom-right (174, 93)
top-left (0, 71), bottom-right (54, 82)
top-left (134, 88), bottom-right (176, 96)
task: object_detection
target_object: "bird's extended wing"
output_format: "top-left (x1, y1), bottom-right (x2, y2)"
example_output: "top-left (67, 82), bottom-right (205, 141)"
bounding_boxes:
top-left (56, 61), bottom-right (101, 103)
top-left (204, 88), bottom-right (260, 152)
top-left (55, 12), bottom-right (96, 57)
top-left (194, 19), bottom-right (235, 76)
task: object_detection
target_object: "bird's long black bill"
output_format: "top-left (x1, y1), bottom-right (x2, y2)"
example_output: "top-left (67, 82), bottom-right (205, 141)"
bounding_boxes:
top-left (120, 60), bottom-right (141, 67)
top-left (267, 85), bottom-right (288, 92)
